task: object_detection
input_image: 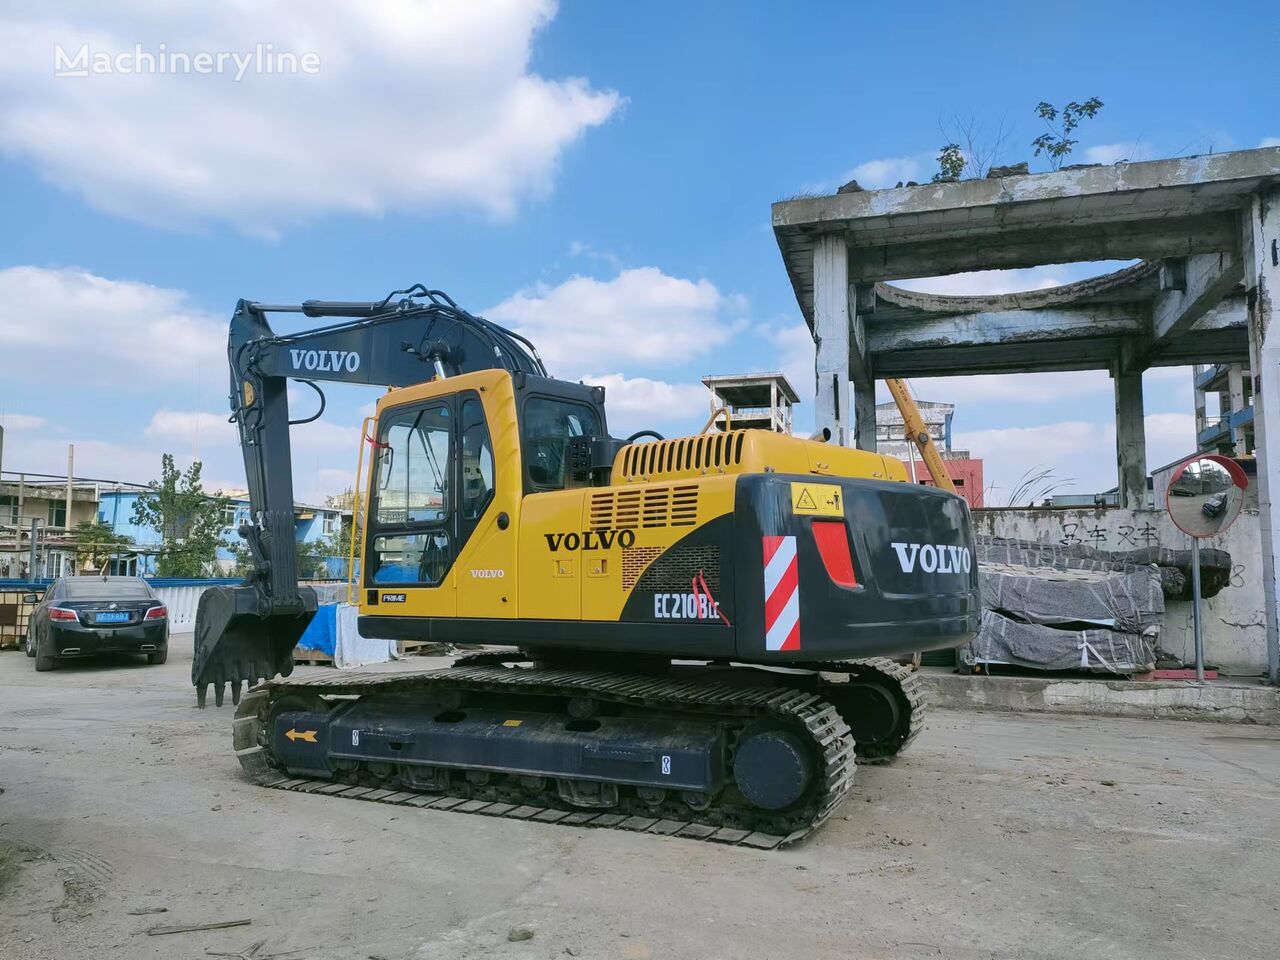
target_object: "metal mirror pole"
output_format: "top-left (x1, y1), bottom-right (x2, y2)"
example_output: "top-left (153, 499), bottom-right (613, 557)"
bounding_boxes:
top-left (1191, 536), bottom-right (1205, 682)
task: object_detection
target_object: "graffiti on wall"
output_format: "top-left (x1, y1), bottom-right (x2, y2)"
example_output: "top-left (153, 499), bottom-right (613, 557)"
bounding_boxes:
top-left (1058, 520), bottom-right (1160, 548)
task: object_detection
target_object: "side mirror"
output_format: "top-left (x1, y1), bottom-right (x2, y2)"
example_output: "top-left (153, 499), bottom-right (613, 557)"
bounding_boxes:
top-left (23, 593), bottom-right (39, 604)
top-left (1165, 455), bottom-right (1248, 538)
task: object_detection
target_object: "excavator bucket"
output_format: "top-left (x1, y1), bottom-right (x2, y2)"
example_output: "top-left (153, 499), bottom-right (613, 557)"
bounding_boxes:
top-left (193, 584), bottom-right (317, 708)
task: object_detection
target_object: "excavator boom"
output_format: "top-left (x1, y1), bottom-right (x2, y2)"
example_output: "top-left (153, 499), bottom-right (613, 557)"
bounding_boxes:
top-left (193, 287), bottom-right (547, 706)
top-left (885, 377), bottom-right (958, 496)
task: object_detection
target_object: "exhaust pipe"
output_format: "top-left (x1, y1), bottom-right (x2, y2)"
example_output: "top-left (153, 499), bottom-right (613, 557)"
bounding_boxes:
top-left (809, 427), bottom-right (832, 443)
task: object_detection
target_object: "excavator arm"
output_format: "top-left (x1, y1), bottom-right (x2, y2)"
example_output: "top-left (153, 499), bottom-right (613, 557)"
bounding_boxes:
top-left (192, 286), bottom-right (546, 706)
top-left (884, 378), bottom-right (958, 496)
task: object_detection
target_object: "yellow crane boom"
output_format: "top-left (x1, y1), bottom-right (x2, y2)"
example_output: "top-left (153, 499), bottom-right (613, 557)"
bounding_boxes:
top-left (885, 378), bottom-right (958, 495)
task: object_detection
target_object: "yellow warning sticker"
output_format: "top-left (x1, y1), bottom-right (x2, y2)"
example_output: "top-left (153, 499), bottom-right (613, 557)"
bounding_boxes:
top-left (502, 719), bottom-right (523, 727)
top-left (285, 728), bottom-right (318, 743)
top-left (790, 482), bottom-right (844, 517)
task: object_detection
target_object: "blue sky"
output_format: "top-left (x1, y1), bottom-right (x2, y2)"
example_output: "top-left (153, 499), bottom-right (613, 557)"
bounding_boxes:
top-left (0, 1), bottom-right (1276, 504)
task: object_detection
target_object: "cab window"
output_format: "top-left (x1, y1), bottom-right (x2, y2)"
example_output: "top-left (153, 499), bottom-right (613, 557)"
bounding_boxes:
top-left (523, 397), bottom-right (601, 490)
top-left (370, 404), bottom-right (452, 585)
top-left (460, 398), bottom-right (495, 520)
top-left (375, 405), bottom-right (451, 526)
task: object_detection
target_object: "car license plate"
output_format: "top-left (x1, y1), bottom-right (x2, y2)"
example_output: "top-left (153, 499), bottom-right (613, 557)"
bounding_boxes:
top-left (95, 611), bottom-right (130, 623)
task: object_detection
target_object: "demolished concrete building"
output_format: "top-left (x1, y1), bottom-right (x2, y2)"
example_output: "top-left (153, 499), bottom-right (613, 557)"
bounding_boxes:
top-left (772, 147), bottom-right (1280, 679)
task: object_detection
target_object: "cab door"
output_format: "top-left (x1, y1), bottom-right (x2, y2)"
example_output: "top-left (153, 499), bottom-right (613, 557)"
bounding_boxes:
top-left (363, 399), bottom-right (458, 618)
top-left (454, 393), bottom-right (518, 618)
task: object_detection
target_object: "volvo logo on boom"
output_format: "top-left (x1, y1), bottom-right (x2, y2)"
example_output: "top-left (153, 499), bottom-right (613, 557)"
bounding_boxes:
top-left (890, 542), bottom-right (972, 574)
top-left (289, 349), bottom-right (362, 373)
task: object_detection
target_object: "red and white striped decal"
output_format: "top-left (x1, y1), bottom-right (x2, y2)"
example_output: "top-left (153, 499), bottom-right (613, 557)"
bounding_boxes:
top-left (762, 535), bottom-right (800, 652)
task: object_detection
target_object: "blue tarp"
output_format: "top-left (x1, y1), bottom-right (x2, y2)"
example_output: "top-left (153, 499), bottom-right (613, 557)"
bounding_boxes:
top-left (297, 602), bottom-right (338, 656)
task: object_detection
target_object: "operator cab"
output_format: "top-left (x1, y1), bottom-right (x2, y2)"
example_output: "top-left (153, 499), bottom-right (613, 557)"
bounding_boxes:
top-left (365, 373), bottom-right (610, 590)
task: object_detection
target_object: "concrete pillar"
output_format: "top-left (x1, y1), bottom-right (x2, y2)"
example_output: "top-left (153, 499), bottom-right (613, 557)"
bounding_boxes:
top-left (854, 386), bottom-right (877, 451)
top-left (1192, 367), bottom-right (1207, 447)
top-left (812, 235), bottom-right (850, 445)
top-left (1228, 363), bottom-right (1247, 456)
top-left (1245, 188), bottom-right (1280, 684)
top-left (1113, 370), bottom-right (1146, 508)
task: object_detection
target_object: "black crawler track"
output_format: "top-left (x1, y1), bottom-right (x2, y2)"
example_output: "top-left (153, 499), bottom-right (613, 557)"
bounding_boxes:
top-left (232, 657), bottom-right (922, 848)
top-left (812, 658), bottom-right (926, 763)
top-left (451, 652), bottom-right (927, 763)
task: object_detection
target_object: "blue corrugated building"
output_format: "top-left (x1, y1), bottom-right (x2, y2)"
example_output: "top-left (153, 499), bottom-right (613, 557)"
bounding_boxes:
top-left (97, 490), bottom-right (344, 578)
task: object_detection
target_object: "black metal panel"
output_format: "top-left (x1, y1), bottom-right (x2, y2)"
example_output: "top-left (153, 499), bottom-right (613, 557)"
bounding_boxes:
top-left (732, 474), bottom-right (980, 661)
top-left (320, 701), bottom-right (727, 794)
top-left (621, 513), bottom-right (735, 626)
top-left (272, 710), bottom-right (333, 778)
top-left (356, 614), bottom-right (737, 658)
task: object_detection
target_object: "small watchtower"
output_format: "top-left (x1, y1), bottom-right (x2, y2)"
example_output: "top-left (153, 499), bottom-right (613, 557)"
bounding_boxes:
top-left (702, 372), bottom-right (799, 434)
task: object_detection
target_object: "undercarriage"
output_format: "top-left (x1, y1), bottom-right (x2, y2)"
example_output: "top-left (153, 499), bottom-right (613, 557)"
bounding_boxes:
top-left (233, 654), bottom-right (924, 848)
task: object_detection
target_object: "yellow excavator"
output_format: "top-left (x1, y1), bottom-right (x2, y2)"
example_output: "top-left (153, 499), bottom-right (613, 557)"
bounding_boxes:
top-left (193, 286), bottom-right (980, 847)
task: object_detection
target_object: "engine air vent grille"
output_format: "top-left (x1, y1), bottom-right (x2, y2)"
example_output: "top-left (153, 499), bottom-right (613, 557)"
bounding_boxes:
top-left (589, 484), bottom-right (699, 530)
top-left (619, 432), bottom-right (747, 480)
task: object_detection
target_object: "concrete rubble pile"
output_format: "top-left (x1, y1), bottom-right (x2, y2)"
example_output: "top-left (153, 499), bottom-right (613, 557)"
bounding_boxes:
top-left (961, 537), bottom-right (1230, 674)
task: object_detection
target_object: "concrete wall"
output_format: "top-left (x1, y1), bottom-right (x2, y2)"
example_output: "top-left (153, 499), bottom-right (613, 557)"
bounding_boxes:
top-left (973, 506), bottom-right (1265, 676)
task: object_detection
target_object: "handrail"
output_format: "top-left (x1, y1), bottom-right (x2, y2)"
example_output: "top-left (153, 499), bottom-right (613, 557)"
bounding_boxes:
top-left (347, 416), bottom-right (375, 605)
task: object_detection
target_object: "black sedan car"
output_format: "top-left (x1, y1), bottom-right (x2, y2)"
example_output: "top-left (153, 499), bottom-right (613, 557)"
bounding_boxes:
top-left (25, 576), bottom-right (168, 671)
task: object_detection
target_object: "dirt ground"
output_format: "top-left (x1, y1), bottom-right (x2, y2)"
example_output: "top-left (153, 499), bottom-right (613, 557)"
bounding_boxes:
top-left (1, 636), bottom-right (1277, 960)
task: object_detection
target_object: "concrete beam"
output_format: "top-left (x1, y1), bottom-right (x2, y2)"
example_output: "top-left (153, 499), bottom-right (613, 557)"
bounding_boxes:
top-left (845, 213), bottom-right (1238, 283)
top-left (848, 283), bottom-right (871, 388)
top-left (1153, 252), bottom-right (1244, 342)
top-left (774, 148), bottom-right (1280, 241)
top-left (873, 341), bottom-right (1131, 378)
top-left (1244, 187), bottom-right (1280, 684)
top-left (865, 304), bottom-right (1144, 354)
top-left (1190, 294), bottom-right (1248, 331)
top-left (812, 234), bottom-right (850, 446)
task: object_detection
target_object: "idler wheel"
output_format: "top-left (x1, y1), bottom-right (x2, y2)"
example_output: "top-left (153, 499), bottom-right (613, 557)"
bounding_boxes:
top-left (733, 728), bottom-right (813, 811)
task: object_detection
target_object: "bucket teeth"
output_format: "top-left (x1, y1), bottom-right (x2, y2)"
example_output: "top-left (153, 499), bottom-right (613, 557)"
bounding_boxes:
top-left (197, 684), bottom-right (208, 709)
top-left (215, 683), bottom-right (226, 708)
top-left (231, 681), bottom-right (243, 706)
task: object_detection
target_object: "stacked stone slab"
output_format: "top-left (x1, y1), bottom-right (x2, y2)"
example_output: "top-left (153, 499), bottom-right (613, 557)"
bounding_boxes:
top-left (962, 537), bottom-right (1171, 674)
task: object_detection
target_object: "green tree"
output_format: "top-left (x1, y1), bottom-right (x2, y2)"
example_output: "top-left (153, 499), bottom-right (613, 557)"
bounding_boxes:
top-left (932, 143), bottom-right (965, 183)
top-left (1032, 97), bottom-right (1104, 170)
top-left (295, 537), bottom-right (331, 580)
top-left (932, 114), bottom-right (1011, 183)
top-left (131, 455), bottom-right (228, 577)
top-left (227, 535), bottom-right (340, 580)
top-left (72, 521), bottom-right (131, 572)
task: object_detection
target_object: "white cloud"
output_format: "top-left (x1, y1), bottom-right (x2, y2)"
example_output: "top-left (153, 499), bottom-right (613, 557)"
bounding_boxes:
top-left (955, 412), bottom-right (1198, 504)
top-left (839, 152), bottom-right (932, 190)
top-left (584, 373), bottom-right (706, 435)
top-left (1260, 137), bottom-right (1280, 148)
top-left (1083, 142), bottom-right (1153, 165)
top-left (143, 409), bottom-right (235, 457)
top-left (0, 413), bottom-right (46, 431)
top-left (0, 1), bottom-right (619, 232)
top-left (896, 266), bottom-right (1070, 296)
top-left (955, 420), bottom-right (1104, 504)
top-left (906, 370), bottom-right (1112, 405)
top-left (895, 261), bottom-right (1139, 297)
top-left (1144, 412), bottom-right (1197, 469)
top-left (0, 266), bottom-right (224, 395)
top-left (487, 267), bottom-right (745, 375)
